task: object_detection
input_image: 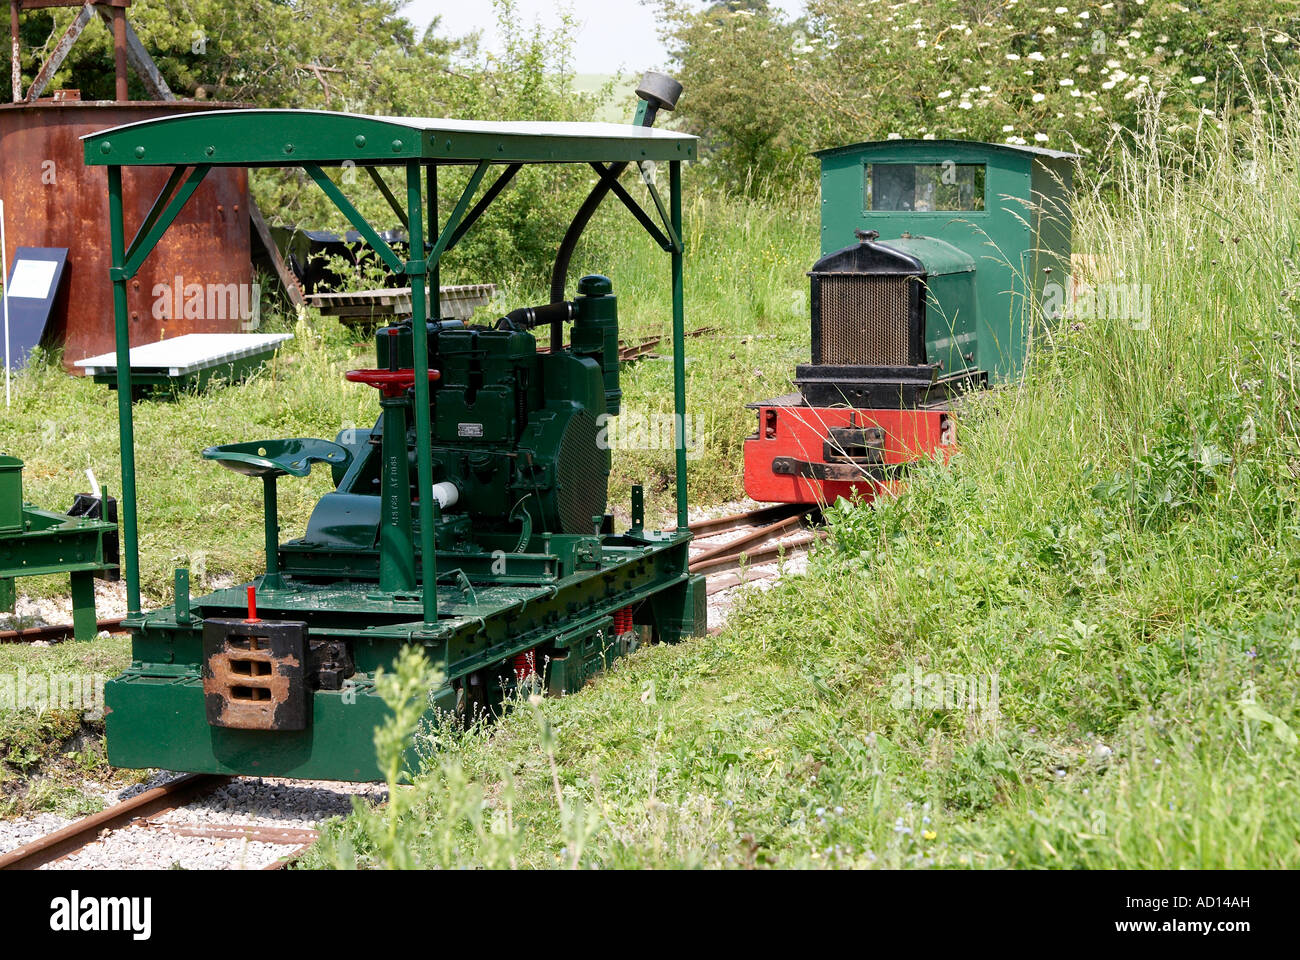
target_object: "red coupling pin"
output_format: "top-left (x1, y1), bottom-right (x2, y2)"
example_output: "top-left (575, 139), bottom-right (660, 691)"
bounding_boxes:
top-left (246, 584), bottom-right (260, 623)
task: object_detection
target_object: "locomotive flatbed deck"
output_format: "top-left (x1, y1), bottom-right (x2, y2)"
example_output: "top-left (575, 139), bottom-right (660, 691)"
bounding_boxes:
top-left (106, 528), bottom-right (698, 780)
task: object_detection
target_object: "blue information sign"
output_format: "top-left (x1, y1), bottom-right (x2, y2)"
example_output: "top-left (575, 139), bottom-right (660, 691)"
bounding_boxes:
top-left (2, 247), bottom-right (69, 372)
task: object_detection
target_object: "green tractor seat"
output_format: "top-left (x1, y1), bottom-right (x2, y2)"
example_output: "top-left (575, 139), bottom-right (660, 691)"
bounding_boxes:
top-left (202, 439), bottom-right (352, 590)
top-left (202, 438), bottom-right (351, 478)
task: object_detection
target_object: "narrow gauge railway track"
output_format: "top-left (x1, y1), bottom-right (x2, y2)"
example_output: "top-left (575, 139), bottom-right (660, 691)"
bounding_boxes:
top-left (0, 505), bottom-right (814, 871)
top-left (0, 774), bottom-right (316, 871)
top-left (4, 504), bottom-right (812, 865)
top-left (0, 617), bottom-right (126, 644)
top-left (684, 504), bottom-right (824, 593)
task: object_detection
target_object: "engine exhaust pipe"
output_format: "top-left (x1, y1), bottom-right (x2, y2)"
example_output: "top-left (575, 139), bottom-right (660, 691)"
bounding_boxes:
top-left (547, 72), bottom-right (682, 346)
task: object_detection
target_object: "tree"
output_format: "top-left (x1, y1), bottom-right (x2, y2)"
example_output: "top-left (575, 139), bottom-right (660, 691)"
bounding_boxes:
top-left (3, 0), bottom-right (620, 287)
top-left (657, 0), bottom-right (1300, 193)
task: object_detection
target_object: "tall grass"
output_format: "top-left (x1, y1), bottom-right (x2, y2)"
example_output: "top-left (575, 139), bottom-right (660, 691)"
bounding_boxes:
top-left (304, 79), bottom-right (1300, 868)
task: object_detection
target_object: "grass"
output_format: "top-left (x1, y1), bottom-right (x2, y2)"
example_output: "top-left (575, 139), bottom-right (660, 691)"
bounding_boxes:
top-left (0, 635), bottom-right (139, 816)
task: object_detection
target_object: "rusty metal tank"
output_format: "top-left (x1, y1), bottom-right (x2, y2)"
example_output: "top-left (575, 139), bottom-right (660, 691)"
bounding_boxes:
top-left (0, 99), bottom-right (251, 371)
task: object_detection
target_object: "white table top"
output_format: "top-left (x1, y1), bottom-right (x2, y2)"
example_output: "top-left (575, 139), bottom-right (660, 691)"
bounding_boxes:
top-left (75, 333), bottom-right (293, 377)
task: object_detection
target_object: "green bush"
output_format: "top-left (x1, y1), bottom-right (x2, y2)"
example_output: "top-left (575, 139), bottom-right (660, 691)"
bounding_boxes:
top-left (659, 0), bottom-right (1300, 192)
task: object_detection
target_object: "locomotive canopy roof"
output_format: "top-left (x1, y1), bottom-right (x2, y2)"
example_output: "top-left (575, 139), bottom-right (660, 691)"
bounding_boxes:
top-left (813, 138), bottom-right (1078, 161)
top-left (82, 108), bottom-right (699, 166)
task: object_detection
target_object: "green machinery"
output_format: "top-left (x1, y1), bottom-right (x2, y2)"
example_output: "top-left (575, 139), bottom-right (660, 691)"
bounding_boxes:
top-left (744, 138), bottom-right (1076, 505)
top-left (0, 456), bottom-right (118, 640)
top-left (814, 139), bottom-right (1076, 384)
top-left (84, 74), bottom-right (706, 781)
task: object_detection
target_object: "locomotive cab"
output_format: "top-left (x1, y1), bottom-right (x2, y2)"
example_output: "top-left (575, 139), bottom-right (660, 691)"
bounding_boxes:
top-left (744, 138), bottom-right (1075, 505)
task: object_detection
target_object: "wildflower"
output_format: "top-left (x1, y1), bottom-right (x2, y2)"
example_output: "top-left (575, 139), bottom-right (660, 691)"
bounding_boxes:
top-left (923, 830), bottom-right (937, 840)
top-left (1032, 92), bottom-right (1046, 102)
top-left (1190, 76), bottom-right (1206, 85)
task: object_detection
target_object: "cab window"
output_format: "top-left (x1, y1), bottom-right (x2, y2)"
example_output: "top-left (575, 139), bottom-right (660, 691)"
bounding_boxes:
top-left (865, 162), bottom-right (986, 211)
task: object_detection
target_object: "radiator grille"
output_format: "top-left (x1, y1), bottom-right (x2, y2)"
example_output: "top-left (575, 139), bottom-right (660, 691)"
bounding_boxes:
top-left (818, 275), bottom-right (912, 365)
top-left (556, 410), bottom-right (610, 534)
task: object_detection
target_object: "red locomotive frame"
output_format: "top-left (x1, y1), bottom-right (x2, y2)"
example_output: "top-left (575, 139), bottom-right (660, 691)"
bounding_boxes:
top-left (743, 400), bottom-right (953, 506)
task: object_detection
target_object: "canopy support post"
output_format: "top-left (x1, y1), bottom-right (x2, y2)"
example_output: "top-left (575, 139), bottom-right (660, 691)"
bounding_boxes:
top-left (444, 163), bottom-right (522, 253)
top-left (670, 160), bottom-right (688, 529)
top-left (405, 161), bottom-right (438, 630)
top-left (426, 165), bottom-right (439, 305)
top-left (589, 162), bottom-right (675, 252)
top-left (108, 165), bottom-right (141, 616)
top-left (365, 166), bottom-right (409, 230)
top-left (638, 162), bottom-right (681, 253)
top-left (304, 165), bottom-right (405, 274)
top-left (429, 162), bottom-right (489, 263)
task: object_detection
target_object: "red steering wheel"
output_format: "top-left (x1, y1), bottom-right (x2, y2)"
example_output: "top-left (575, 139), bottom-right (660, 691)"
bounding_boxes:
top-left (345, 368), bottom-right (440, 398)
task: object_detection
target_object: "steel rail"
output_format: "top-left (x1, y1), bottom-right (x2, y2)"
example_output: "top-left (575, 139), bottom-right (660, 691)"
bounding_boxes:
top-left (0, 617), bottom-right (126, 644)
top-left (691, 531), bottom-right (825, 576)
top-left (0, 773), bottom-right (232, 870)
top-left (688, 514), bottom-right (806, 569)
top-left (683, 503), bottom-right (809, 538)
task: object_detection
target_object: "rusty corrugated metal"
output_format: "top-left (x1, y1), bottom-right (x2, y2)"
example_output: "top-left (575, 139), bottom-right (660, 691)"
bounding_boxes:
top-left (0, 99), bottom-right (251, 371)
